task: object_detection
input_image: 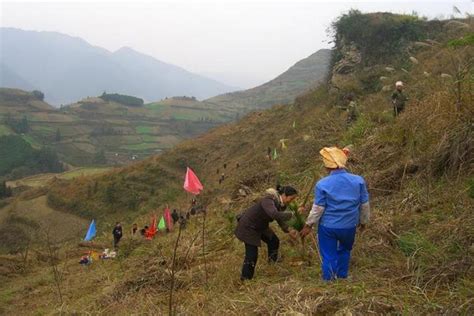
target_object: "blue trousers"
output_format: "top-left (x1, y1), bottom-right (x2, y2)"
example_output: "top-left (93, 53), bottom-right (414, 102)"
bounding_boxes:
top-left (318, 225), bottom-right (356, 281)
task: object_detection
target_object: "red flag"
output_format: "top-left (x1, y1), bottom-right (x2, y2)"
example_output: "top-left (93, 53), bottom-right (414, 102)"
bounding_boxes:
top-left (145, 215), bottom-right (157, 240)
top-left (183, 167), bottom-right (203, 195)
top-left (164, 207), bottom-right (173, 230)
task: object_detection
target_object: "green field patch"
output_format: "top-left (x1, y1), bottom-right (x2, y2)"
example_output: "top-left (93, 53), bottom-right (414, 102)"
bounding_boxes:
top-left (60, 167), bottom-right (111, 179)
top-left (21, 134), bottom-right (41, 148)
top-left (120, 143), bottom-right (159, 151)
top-left (136, 126), bottom-right (153, 134)
top-left (72, 142), bottom-right (97, 153)
top-left (171, 112), bottom-right (200, 120)
top-left (105, 118), bottom-right (129, 125)
top-left (141, 134), bottom-right (157, 143)
top-left (145, 103), bottom-right (168, 116)
top-left (144, 102), bottom-right (165, 110)
top-left (31, 125), bottom-right (55, 135)
top-left (120, 135), bottom-right (143, 143)
top-left (0, 125), bottom-right (12, 136)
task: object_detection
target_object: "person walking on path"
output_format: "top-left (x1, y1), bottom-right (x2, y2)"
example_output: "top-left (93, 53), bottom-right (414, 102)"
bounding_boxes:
top-left (112, 222), bottom-right (123, 249)
top-left (391, 81), bottom-right (408, 116)
top-left (300, 147), bottom-right (370, 281)
top-left (235, 185), bottom-right (299, 280)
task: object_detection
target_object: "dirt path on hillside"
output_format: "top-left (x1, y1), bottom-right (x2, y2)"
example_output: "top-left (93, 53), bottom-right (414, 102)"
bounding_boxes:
top-left (6, 167), bottom-right (111, 189)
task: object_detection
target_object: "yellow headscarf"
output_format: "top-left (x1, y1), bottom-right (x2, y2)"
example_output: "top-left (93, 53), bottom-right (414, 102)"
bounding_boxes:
top-left (320, 147), bottom-right (347, 169)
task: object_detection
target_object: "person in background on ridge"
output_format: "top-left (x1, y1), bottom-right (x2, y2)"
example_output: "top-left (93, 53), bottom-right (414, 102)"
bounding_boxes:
top-left (131, 223), bottom-right (138, 238)
top-left (391, 81), bottom-right (408, 116)
top-left (345, 93), bottom-right (359, 126)
top-left (179, 212), bottom-right (187, 228)
top-left (300, 147), bottom-right (370, 281)
top-left (112, 222), bottom-right (123, 249)
top-left (140, 225), bottom-right (149, 237)
top-left (171, 209), bottom-right (179, 224)
top-left (235, 185), bottom-right (299, 281)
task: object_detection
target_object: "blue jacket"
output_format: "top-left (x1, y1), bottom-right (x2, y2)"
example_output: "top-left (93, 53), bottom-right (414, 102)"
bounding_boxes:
top-left (315, 169), bottom-right (369, 229)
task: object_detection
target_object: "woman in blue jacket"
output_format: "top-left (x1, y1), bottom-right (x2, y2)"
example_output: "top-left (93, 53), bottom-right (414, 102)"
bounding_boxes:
top-left (301, 147), bottom-right (370, 281)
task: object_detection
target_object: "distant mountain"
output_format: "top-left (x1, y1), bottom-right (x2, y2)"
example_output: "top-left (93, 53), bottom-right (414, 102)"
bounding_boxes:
top-left (0, 63), bottom-right (34, 90)
top-left (203, 49), bottom-right (332, 112)
top-left (0, 28), bottom-right (234, 106)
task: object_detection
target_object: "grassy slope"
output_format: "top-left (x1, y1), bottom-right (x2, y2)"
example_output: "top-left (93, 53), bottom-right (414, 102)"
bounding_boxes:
top-left (1, 15), bottom-right (473, 314)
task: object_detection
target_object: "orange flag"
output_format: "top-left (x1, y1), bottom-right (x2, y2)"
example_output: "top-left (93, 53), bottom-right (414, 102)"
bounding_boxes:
top-left (183, 167), bottom-right (203, 195)
top-left (145, 215), bottom-right (157, 240)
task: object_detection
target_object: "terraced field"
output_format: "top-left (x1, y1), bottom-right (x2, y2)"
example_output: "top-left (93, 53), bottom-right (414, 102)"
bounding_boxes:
top-left (0, 90), bottom-right (226, 168)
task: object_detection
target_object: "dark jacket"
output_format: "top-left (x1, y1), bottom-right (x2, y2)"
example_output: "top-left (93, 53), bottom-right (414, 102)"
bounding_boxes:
top-left (392, 89), bottom-right (407, 110)
top-left (234, 189), bottom-right (292, 247)
top-left (171, 210), bottom-right (179, 223)
top-left (112, 226), bottom-right (123, 239)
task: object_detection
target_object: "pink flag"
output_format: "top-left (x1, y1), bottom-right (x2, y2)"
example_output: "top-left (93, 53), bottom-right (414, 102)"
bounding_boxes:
top-left (164, 207), bottom-right (173, 230)
top-left (183, 167), bottom-right (203, 195)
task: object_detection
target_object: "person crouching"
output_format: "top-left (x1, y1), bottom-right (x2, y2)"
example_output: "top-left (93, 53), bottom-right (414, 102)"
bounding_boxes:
top-left (235, 185), bottom-right (298, 281)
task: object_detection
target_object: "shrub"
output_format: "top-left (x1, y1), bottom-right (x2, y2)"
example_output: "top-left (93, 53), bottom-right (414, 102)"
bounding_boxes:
top-left (397, 230), bottom-right (436, 257)
top-left (0, 135), bottom-right (63, 179)
top-left (343, 114), bottom-right (375, 144)
top-left (468, 178), bottom-right (474, 199)
top-left (100, 93), bottom-right (144, 107)
top-left (32, 90), bottom-right (45, 101)
top-left (3, 114), bottom-right (30, 133)
top-left (332, 10), bottom-right (426, 64)
top-left (447, 32), bottom-right (474, 48)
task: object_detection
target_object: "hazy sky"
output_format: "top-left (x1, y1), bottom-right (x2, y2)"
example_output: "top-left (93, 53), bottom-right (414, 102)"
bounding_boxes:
top-left (1, 0), bottom-right (472, 88)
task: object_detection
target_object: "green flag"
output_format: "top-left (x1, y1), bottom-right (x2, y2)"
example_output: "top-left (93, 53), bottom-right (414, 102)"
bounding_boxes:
top-left (158, 216), bottom-right (166, 230)
top-left (272, 148), bottom-right (278, 160)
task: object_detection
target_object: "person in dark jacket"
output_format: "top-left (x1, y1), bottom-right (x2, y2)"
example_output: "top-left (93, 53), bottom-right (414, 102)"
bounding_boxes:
top-left (391, 81), bottom-right (408, 116)
top-left (171, 209), bottom-right (179, 224)
top-left (235, 185), bottom-right (298, 280)
top-left (131, 223), bottom-right (138, 238)
top-left (140, 225), bottom-right (149, 237)
top-left (112, 222), bottom-right (123, 249)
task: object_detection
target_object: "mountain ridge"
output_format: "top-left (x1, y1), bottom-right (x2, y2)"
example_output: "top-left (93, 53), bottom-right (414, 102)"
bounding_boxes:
top-left (0, 27), bottom-right (234, 105)
top-left (204, 48), bottom-right (332, 112)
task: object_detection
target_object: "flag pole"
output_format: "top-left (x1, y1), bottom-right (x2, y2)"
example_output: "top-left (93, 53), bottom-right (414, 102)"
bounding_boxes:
top-left (169, 219), bottom-right (183, 316)
top-left (201, 199), bottom-right (208, 285)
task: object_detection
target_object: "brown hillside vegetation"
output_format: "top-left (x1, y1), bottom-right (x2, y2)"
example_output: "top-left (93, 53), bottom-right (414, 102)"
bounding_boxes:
top-left (0, 13), bottom-right (473, 314)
